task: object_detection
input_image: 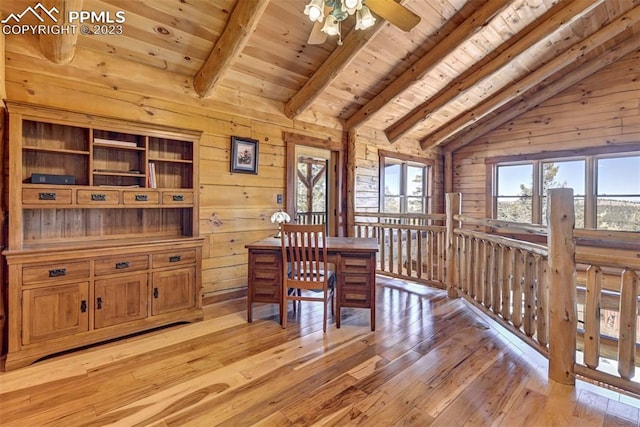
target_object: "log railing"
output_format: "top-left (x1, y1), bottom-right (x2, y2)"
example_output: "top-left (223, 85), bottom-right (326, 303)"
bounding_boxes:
top-left (574, 248), bottom-right (640, 393)
top-left (446, 194), bottom-right (551, 357)
top-left (353, 212), bottom-right (446, 287)
top-left (444, 190), bottom-right (640, 395)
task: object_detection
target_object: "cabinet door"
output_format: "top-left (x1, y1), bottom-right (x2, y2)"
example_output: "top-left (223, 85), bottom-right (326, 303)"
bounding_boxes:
top-left (22, 282), bottom-right (90, 345)
top-left (151, 267), bottom-right (195, 316)
top-left (94, 273), bottom-right (148, 328)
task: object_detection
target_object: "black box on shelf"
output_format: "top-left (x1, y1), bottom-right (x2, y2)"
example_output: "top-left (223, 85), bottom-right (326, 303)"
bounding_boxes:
top-left (29, 173), bottom-right (76, 185)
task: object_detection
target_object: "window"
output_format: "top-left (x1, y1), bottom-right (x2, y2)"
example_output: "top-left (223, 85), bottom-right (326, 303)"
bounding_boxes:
top-left (380, 151), bottom-right (432, 214)
top-left (495, 163), bottom-right (533, 223)
top-left (491, 150), bottom-right (639, 231)
top-left (596, 155), bottom-right (640, 230)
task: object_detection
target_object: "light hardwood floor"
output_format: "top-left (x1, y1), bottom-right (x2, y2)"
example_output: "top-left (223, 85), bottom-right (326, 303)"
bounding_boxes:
top-left (1, 276), bottom-right (639, 426)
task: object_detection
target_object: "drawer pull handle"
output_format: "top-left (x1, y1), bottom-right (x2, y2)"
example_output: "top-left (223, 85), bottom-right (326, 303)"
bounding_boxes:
top-left (172, 194), bottom-right (184, 202)
top-left (49, 268), bottom-right (67, 277)
top-left (169, 255), bottom-right (181, 263)
top-left (39, 192), bottom-right (57, 201)
top-left (115, 261), bottom-right (130, 269)
top-left (97, 297), bottom-right (103, 310)
top-left (81, 300), bottom-right (87, 313)
top-left (153, 287), bottom-right (159, 298)
top-left (91, 193), bottom-right (107, 201)
top-left (135, 194), bottom-right (148, 202)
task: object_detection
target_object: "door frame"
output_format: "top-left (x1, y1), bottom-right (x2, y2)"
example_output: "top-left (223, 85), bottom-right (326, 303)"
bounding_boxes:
top-left (283, 132), bottom-right (346, 237)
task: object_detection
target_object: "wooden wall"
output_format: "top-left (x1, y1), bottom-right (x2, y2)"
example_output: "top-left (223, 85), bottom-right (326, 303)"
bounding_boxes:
top-left (452, 51), bottom-right (640, 218)
top-left (2, 35), bottom-right (440, 299)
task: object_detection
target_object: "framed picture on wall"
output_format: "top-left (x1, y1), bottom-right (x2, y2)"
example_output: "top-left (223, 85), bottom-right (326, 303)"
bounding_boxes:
top-left (230, 136), bottom-right (259, 174)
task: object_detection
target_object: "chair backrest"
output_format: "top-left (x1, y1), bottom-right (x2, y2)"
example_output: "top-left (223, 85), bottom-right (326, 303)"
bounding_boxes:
top-left (280, 223), bottom-right (328, 290)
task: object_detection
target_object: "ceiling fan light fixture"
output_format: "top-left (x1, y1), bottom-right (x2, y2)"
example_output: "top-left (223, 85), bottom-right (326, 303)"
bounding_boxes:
top-left (355, 5), bottom-right (376, 30)
top-left (341, 0), bottom-right (362, 15)
top-left (321, 16), bottom-right (341, 36)
top-left (304, 0), bottom-right (325, 22)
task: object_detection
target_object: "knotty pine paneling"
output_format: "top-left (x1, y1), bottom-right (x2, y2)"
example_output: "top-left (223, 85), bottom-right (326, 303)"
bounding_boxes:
top-left (4, 31), bottom-right (438, 299)
top-left (452, 51), bottom-right (640, 219)
top-left (2, 66), bottom-right (341, 296)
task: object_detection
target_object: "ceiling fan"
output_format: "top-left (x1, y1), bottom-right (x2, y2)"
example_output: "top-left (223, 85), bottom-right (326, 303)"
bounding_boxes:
top-left (305, 0), bottom-right (421, 45)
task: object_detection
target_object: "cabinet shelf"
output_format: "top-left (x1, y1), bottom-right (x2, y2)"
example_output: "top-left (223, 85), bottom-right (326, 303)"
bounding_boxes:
top-left (23, 146), bottom-right (90, 155)
top-left (93, 142), bottom-right (146, 151)
top-left (148, 157), bottom-right (193, 164)
top-left (93, 170), bottom-right (145, 177)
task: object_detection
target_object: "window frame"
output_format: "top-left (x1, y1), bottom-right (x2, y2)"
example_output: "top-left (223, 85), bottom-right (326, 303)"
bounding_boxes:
top-left (379, 150), bottom-right (434, 214)
top-left (487, 144), bottom-right (640, 229)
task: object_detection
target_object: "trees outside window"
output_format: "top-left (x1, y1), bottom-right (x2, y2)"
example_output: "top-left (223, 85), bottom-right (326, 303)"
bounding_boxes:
top-left (492, 152), bottom-right (639, 231)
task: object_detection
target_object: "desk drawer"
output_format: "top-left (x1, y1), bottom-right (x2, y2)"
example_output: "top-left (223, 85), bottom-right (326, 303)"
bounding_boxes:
top-left (339, 255), bottom-right (373, 273)
top-left (23, 261), bottom-right (90, 284)
top-left (339, 273), bottom-right (371, 307)
top-left (251, 251), bottom-right (280, 268)
top-left (95, 254), bottom-right (149, 276)
top-left (152, 249), bottom-right (196, 269)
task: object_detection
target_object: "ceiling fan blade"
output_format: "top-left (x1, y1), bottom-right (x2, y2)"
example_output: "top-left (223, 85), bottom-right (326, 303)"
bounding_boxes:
top-left (366, 0), bottom-right (421, 32)
top-left (307, 19), bottom-right (327, 45)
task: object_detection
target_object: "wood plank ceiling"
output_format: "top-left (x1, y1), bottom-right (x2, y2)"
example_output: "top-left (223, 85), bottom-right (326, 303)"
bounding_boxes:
top-left (3, 0), bottom-right (640, 151)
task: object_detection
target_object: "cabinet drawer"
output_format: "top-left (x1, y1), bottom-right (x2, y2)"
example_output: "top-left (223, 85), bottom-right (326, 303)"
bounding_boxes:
top-left (162, 191), bottom-right (193, 205)
top-left (77, 189), bottom-right (119, 205)
top-left (339, 255), bottom-right (373, 273)
top-left (23, 261), bottom-right (90, 284)
top-left (22, 188), bottom-right (73, 205)
top-left (94, 254), bottom-right (149, 276)
top-left (122, 190), bottom-right (159, 205)
top-left (152, 249), bottom-right (197, 268)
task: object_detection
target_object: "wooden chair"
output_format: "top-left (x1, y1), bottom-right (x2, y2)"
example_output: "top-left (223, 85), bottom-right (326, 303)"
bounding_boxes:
top-left (280, 223), bottom-right (335, 332)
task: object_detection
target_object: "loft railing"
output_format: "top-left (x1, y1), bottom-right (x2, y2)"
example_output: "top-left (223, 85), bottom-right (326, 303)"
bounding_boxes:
top-left (295, 211), bottom-right (326, 225)
top-left (353, 212), bottom-right (446, 287)
top-left (444, 190), bottom-right (640, 396)
top-left (573, 231), bottom-right (640, 392)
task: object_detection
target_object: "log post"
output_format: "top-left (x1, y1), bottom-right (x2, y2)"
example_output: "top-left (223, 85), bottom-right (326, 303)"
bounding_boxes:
top-left (547, 188), bottom-right (577, 385)
top-left (445, 193), bottom-right (461, 298)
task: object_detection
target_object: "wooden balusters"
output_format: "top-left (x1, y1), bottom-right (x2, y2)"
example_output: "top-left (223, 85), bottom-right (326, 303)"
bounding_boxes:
top-left (618, 269), bottom-right (638, 380)
top-left (583, 265), bottom-right (602, 369)
top-left (535, 255), bottom-right (549, 348)
top-left (512, 249), bottom-right (524, 329)
top-left (523, 253), bottom-right (535, 337)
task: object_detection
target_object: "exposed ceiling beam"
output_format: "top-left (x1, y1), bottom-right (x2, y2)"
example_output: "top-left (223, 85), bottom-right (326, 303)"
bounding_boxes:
top-left (419, 8), bottom-right (640, 151)
top-left (38, 0), bottom-right (83, 64)
top-left (284, 19), bottom-right (386, 119)
top-left (443, 31), bottom-right (640, 153)
top-left (344, 0), bottom-right (510, 131)
top-left (193, 0), bottom-right (270, 98)
top-left (385, 0), bottom-right (605, 143)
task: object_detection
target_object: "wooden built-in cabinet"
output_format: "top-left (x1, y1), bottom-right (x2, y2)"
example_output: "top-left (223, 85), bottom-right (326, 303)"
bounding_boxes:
top-left (2, 103), bottom-right (204, 370)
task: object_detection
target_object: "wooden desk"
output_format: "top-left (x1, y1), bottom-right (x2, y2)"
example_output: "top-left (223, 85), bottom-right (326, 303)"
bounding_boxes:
top-left (246, 237), bottom-right (378, 331)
